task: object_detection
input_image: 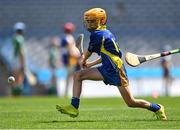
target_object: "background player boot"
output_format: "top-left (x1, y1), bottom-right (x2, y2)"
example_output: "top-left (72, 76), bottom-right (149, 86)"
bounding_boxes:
top-left (155, 104), bottom-right (167, 120)
top-left (56, 104), bottom-right (79, 118)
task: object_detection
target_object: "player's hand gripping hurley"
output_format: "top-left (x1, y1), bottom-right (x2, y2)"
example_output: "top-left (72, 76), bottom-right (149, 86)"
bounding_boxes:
top-left (125, 48), bottom-right (180, 67)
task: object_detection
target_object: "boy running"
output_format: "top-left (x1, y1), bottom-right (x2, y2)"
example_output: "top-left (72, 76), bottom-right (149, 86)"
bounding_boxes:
top-left (56, 8), bottom-right (167, 120)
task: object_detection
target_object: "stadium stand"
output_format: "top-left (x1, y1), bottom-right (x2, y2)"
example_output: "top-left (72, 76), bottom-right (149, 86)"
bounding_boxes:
top-left (0, 0), bottom-right (179, 91)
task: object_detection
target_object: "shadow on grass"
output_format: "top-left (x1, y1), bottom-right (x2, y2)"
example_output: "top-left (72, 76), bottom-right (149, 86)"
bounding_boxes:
top-left (39, 120), bottom-right (96, 123)
top-left (37, 119), bottom-right (180, 124)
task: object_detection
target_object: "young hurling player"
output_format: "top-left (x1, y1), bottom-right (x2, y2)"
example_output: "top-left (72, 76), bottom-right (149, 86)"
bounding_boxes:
top-left (11, 22), bottom-right (26, 96)
top-left (56, 8), bottom-right (167, 120)
top-left (61, 22), bottom-right (81, 97)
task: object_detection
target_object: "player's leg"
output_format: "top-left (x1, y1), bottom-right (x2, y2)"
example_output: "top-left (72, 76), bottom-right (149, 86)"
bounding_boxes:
top-left (118, 86), bottom-right (150, 108)
top-left (56, 67), bottom-right (104, 117)
top-left (118, 86), bottom-right (167, 120)
top-left (11, 70), bottom-right (24, 96)
top-left (72, 67), bottom-right (104, 98)
top-left (118, 66), bottom-right (167, 120)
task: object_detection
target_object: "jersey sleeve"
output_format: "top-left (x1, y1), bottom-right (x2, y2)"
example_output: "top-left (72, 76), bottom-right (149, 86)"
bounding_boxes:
top-left (88, 32), bottom-right (102, 55)
top-left (87, 34), bottom-right (94, 52)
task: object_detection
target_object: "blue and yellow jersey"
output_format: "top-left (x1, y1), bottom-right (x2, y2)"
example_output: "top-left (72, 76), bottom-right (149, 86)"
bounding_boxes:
top-left (61, 34), bottom-right (78, 66)
top-left (88, 26), bottom-right (128, 87)
top-left (61, 36), bottom-right (69, 66)
top-left (88, 26), bottom-right (122, 69)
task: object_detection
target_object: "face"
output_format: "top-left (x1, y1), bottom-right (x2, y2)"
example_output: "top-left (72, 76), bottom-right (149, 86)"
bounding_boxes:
top-left (16, 29), bottom-right (24, 35)
top-left (84, 19), bottom-right (100, 32)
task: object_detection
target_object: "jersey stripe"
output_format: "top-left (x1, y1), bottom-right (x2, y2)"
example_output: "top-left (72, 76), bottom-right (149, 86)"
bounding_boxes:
top-left (100, 36), bottom-right (122, 68)
top-left (111, 38), bottom-right (119, 53)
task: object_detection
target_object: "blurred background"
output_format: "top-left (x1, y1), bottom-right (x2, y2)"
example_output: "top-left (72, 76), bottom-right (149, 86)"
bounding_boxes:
top-left (0, 0), bottom-right (180, 97)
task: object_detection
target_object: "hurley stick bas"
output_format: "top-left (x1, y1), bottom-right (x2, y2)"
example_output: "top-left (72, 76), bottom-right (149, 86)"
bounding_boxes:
top-left (125, 48), bottom-right (180, 67)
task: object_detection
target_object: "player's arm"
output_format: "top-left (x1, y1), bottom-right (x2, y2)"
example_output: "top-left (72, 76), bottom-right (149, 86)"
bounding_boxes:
top-left (67, 37), bottom-right (80, 58)
top-left (81, 50), bottom-right (92, 68)
top-left (82, 33), bottom-right (102, 68)
top-left (85, 57), bottom-right (102, 68)
top-left (19, 47), bottom-right (26, 72)
top-left (83, 50), bottom-right (92, 61)
top-left (16, 38), bottom-right (26, 72)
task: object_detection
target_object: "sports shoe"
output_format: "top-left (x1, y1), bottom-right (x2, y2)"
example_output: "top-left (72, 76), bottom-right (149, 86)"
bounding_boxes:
top-left (155, 104), bottom-right (167, 120)
top-left (56, 104), bottom-right (79, 118)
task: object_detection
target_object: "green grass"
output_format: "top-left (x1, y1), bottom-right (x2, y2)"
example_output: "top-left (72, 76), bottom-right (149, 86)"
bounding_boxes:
top-left (0, 96), bottom-right (180, 129)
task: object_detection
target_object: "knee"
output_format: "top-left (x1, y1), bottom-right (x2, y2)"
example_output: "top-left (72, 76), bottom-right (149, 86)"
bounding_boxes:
top-left (73, 71), bottom-right (83, 81)
top-left (126, 100), bottom-right (136, 108)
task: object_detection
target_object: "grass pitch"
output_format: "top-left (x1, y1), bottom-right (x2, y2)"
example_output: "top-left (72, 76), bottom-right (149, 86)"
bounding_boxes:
top-left (0, 96), bottom-right (180, 129)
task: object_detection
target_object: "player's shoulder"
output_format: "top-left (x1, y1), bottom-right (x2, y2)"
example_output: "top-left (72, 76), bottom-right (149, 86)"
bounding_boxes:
top-left (90, 29), bottom-right (111, 38)
top-left (62, 34), bottom-right (75, 46)
top-left (103, 29), bottom-right (113, 36)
